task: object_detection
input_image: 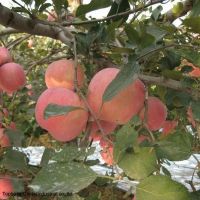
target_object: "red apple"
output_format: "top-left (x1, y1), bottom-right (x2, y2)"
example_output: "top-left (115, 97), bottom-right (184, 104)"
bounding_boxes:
top-left (87, 68), bottom-right (145, 124)
top-left (0, 62), bottom-right (26, 93)
top-left (139, 97), bottom-right (167, 131)
top-left (35, 88), bottom-right (88, 142)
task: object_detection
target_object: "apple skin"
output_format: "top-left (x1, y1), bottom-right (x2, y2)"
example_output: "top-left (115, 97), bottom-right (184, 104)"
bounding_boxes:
top-left (89, 120), bottom-right (117, 141)
top-left (161, 120), bottom-right (178, 136)
top-left (0, 128), bottom-right (10, 148)
top-left (45, 59), bottom-right (85, 90)
top-left (0, 177), bottom-right (13, 200)
top-left (139, 97), bottom-right (167, 131)
top-left (35, 88), bottom-right (88, 142)
top-left (87, 68), bottom-right (145, 124)
top-left (0, 62), bottom-right (26, 93)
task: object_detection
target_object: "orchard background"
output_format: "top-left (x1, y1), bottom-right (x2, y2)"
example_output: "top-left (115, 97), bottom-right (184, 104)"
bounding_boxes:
top-left (0, 0), bottom-right (200, 199)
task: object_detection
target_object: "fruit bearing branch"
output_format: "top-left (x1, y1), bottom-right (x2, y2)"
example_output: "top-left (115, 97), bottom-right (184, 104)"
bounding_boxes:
top-left (0, 0), bottom-right (194, 40)
top-left (0, 3), bottom-right (73, 45)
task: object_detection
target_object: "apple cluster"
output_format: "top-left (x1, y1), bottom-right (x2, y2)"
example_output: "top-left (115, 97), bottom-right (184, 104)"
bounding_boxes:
top-left (35, 59), bottom-right (179, 165)
top-left (0, 47), bottom-right (26, 94)
top-left (0, 47), bottom-right (24, 149)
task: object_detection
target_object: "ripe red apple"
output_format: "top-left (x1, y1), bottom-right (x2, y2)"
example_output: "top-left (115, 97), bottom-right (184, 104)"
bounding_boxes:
top-left (100, 138), bottom-right (113, 166)
top-left (0, 47), bottom-right (12, 66)
top-left (45, 59), bottom-right (85, 90)
top-left (0, 128), bottom-right (10, 147)
top-left (35, 88), bottom-right (88, 142)
top-left (139, 97), bottom-right (167, 131)
top-left (89, 120), bottom-right (117, 141)
top-left (87, 68), bottom-right (145, 124)
top-left (0, 62), bottom-right (26, 93)
top-left (161, 120), bottom-right (178, 136)
top-left (0, 176), bottom-right (13, 200)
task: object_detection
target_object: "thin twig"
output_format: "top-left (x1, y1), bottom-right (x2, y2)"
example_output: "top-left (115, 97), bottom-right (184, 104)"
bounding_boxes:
top-left (72, 37), bottom-right (120, 176)
top-left (7, 34), bottom-right (31, 50)
top-left (62, 0), bottom-right (162, 26)
top-left (137, 44), bottom-right (199, 61)
top-left (143, 86), bottom-right (156, 141)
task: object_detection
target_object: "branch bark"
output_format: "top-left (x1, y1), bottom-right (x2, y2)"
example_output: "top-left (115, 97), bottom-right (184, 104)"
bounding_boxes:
top-left (138, 74), bottom-right (200, 100)
top-left (0, 3), bottom-right (73, 45)
top-left (0, 28), bottom-right (20, 36)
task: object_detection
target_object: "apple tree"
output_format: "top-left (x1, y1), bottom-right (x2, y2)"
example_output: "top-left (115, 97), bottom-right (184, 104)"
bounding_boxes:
top-left (0, 0), bottom-right (199, 199)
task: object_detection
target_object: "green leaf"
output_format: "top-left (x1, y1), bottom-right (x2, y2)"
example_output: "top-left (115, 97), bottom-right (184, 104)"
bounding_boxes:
top-left (183, 17), bottom-right (200, 33)
top-left (190, 0), bottom-right (200, 17)
top-left (161, 70), bottom-right (182, 81)
top-left (190, 191), bottom-right (200, 200)
top-left (139, 23), bottom-right (155, 48)
top-left (177, 49), bottom-right (200, 66)
top-left (151, 5), bottom-right (163, 21)
top-left (159, 50), bottom-right (181, 70)
top-left (155, 131), bottom-right (193, 161)
top-left (76, 0), bottom-right (112, 17)
top-left (125, 23), bottom-right (155, 48)
top-left (107, 0), bottom-right (130, 22)
top-left (102, 57), bottom-right (139, 102)
top-left (110, 47), bottom-right (134, 54)
top-left (1, 149), bottom-right (28, 171)
top-left (191, 101), bottom-right (200, 121)
top-left (35, 0), bottom-right (46, 9)
top-left (140, 32), bottom-right (155, 49)
top-left (39, 3), bottom-right (52, 12)
top-left (161, 166), bottom-right (171, 177)
top-left (50, 145), bottom-right (86, 163)
top-left (172, 2), bottom-right (184, 17)
top-left (165, 90), bottom-right (191, 107)
top-left (118, 147), bottom-right (157, 180)
top-left (12, 6), bottom-right (30, 14)
top-left (125, 24), bottom-right (140, 46)
top-left (40, 148), bottom-right (54, 167)
top-left (76, 33), bottom-right (90, 55)
top-left (114, 122), bottom-right (138, 163)
top-left (146, 25), bottom-right (167, 42)
top-left (29, 162), bottom-right (97, 193)
top-left (136, 175), bottom-right (191, 200)
top-left (12, 177), bottom-right (25, 192)
top-left (65, 195), bottom-right (84, 200)
top-left (53, 0), bottom-right (68, 14)
top-left (44, 104), bottom-right (82, 119)
top-left (20, 0), bottom-right (33, 5)
top-left (4, 129), bottom-right (25, 147)
top-left (106, 21), bottom-right (122, 41)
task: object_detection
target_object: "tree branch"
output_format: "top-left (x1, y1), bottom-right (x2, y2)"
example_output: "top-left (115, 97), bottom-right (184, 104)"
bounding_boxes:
top-left (0, 3), bottom-right (73, 45)
top-left (138, 74), bottom-right (200, 100)
top-left (0, 27), bottom-right (20, 36)
top-left (62, 0), bottom-right (163, 26)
